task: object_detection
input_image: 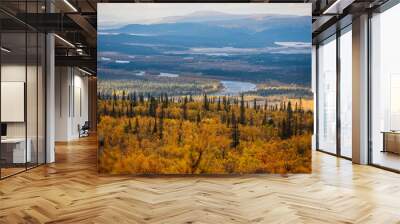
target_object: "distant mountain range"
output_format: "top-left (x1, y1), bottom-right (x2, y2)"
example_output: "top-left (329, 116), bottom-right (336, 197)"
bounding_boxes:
top-left (98, 11), bottom-right (311, 86)
top-left (100, 11), bottom-right (310, 48)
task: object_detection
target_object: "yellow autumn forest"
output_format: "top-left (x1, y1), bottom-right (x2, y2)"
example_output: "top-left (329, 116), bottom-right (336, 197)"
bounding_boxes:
top-left (97, 92), bottom-right (313, 174)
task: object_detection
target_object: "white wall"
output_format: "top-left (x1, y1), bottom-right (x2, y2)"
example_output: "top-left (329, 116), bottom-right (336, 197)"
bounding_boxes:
top-left (1, 64), bottom-right (26, 138)
top-left (55, 67), bottom-right (89, 141)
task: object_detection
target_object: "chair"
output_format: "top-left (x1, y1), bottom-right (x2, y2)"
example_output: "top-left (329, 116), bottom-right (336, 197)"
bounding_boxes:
top-left (79, 121), bottom-right (90, 138)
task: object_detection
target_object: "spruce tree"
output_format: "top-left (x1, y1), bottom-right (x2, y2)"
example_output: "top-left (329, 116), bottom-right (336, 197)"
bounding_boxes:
top-left (230, 113), bottom-right (240, 148)
top-left (153, 118), bottom-right (158, 134)
top-left (182, 96), bottom-right (188, 120)
top-left (203, 93), bottom-right (209, 111)
top-left (132, 92), bottom-right (138, 107)
top-left (112, 90), bottom-right (117, 101)
top-left (268, 118), bottom-right (274, 126)
top-left (159, 108), bottom-right (164, 139)
top-left (178, 121), bottom-right (183, 145)
top-left (280, 119), bottom-right (287, 139)
top-left (134, 117), bottom-right (139, 134)
top-left (299, 97), bottom-right (303, 113)
top-left (139, 93), bottom-right (144, 104)
top-left (196, 112), bottom-right (201, 124)
top-left (111, 101), bottom-right (115, 117)
top-left (124, 119), bottom-right (131, 133)
top-left (103, 103), bottom-right (108, 116)
top-left (262, 112), bottom-right (267, 126)
top-left (286, 101), bottom-right (293, 138)
top-left (148, 96), bottom-right (157, 117)
top-left (249, 114), bottom-right (254, 126)
top-left (122, 90), bottom-right (126, 101)
top-left (240, 94), bottom-right (246, 125)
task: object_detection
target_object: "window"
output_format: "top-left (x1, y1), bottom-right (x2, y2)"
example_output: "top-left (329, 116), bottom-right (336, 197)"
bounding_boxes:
top-left (339, 27), bottom-right (352, 158)
top-left (0, 1), bottom-right (46, 179)
top-left (317, 35), bottom-right (337, 154)
top-left (370, 3), bottom-right (400, 171)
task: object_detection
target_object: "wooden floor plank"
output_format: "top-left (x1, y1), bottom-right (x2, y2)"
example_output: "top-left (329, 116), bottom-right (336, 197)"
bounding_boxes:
top-left (0, 136), bottom-right (400, 223)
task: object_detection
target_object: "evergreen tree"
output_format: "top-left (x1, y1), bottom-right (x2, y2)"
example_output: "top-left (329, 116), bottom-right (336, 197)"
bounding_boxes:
top-left (153, 118), bottom-right (158, 134)
top-left (280, 119), bottom-right (287, 139)
top-left (134, 117), bottom-right (139, 134)
top-left (299, 97), bottom-right (304, 113)
top-left (146, 119), bottom-right (152, 135)
top-left (230, 113), bottom-right (240, 148)
top-left (253, 98), bottom-right (257, 111)
top-left (203, 93), bottom-right (209, 111)
top-left (139, 93), bottom-right (144, 104)
top-left (122, 90), bottom-right (126, 101)
top-left (280, 102), bottom-right (294, 139)
top-left (196, 112), bottom-right (201, 124)
top-left (128, 101), bottom-right (133, 117)
top-left (268, 118), bottom-right (274, 126)
top-left (164, 93), bottom-right (169, 108)
top-left (132, 92), bottom-right (138, 106)
top-left (182, 96), bottom-right (188, 120)
top-left (159, 108), bottom-right (164, 139)
top-left (220, 113), bottom-right (226, 124)
top-left (240, 94), bottom-right (246, 125)
top-left (148, 96), bottom-right (157, 117)
top-left (223, 96), bottom-right (227, 111)
top-left (262, 112), bottom-right (267, 126)
top-left (249, 114), bottom-right (254, 126)
top-left (147, 93), bottom-right (151, 102)
top-left (124, 119), bottom-right (131, 133)
top-left (103, 103), bottom-right (108, 116)
top-left (178, 120), bottom-right (183, 145)
top-left (286, 101), bottom-right (293, 138)
top-left (112, 90), bottom-right (117, 101)
top-left (111, 101), bottom-right (115, 116)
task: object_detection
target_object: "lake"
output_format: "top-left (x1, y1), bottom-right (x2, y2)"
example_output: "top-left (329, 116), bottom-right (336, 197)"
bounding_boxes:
top-left (218, 80), bottom-right (257, 96)
top-left (159, 72), bottom-right (179, 78)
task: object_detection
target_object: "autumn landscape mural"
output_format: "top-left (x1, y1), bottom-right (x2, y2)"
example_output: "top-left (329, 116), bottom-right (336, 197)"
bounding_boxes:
top-left (97, 3), bottom-right (313, 174)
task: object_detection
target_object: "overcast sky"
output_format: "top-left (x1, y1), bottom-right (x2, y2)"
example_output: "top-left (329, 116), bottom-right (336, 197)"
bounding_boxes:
top-left (98, 3), bottom-right (311, 29)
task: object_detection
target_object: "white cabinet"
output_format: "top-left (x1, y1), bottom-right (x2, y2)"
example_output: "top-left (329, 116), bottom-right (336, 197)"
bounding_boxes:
top-left (1, 138), bottom-right (32, 163)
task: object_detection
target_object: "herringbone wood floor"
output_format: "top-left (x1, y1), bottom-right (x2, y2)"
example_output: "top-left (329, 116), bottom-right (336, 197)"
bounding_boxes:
top-left (1, 136), bottom-right (400, 224)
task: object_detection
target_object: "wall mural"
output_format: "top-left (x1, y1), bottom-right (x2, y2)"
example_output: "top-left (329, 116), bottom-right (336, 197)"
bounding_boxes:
top-left (97, 3), bottom-right (313, 174)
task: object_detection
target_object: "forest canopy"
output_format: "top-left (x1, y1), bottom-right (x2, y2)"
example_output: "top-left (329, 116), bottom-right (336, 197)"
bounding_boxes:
top-left (98, 92), bottom-right (312, 174)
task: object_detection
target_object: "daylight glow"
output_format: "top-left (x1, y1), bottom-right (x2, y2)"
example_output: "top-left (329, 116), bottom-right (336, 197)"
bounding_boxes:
top-left (98, 3), bottom-right (311, 29)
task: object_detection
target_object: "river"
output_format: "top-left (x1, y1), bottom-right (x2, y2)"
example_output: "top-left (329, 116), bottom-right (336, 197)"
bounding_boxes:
top-left (217, 80), bottom-right (257, 96)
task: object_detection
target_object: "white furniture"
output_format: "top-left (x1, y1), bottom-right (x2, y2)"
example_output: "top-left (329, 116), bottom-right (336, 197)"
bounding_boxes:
top-left (1, 138), bottom-right (31, 163)
top-left (381, 131), bottom-right (400, 154)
